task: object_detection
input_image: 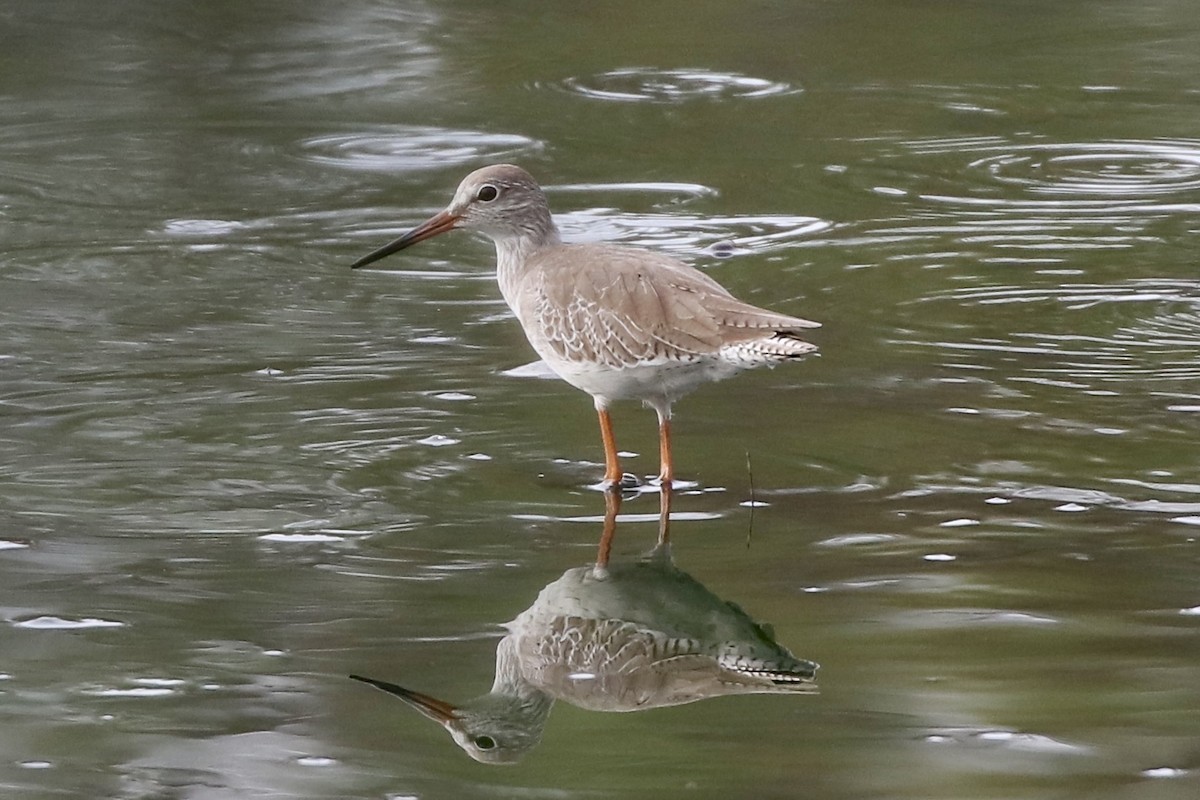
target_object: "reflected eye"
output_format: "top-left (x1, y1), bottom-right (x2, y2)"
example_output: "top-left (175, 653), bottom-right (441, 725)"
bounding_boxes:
top-left (476, 184), bottom-right (499, 202)
top-left (473, 735), bottom-right (497, 750)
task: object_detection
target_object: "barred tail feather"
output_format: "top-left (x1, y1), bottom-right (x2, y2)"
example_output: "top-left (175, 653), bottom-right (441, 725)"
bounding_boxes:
top-left (719, 331), bottom-right (819, 365)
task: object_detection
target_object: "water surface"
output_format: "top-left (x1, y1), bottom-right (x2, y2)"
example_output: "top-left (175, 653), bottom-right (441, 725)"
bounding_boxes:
top-left (2, 2), bottom-right (1199, 798)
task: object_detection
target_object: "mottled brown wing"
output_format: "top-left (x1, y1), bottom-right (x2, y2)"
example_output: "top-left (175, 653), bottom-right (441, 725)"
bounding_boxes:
top-left (519, 244), bottom-right (817, 367)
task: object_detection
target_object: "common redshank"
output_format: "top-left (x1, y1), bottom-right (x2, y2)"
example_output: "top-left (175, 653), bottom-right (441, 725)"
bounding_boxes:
top-left (351, 164), bottom-right (819, 487)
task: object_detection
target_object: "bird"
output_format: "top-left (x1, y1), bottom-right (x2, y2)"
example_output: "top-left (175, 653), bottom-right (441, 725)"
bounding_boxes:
top-left (351, 164), bottom-right (819, 488)
top-left (349, 486), bottom-right (818, 765)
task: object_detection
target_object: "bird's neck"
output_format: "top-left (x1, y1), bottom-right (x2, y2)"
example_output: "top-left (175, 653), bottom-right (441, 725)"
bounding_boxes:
top-left (493, 222), bottom-right (561, 308)
top-left (489, 635), bottom-right (555, 712)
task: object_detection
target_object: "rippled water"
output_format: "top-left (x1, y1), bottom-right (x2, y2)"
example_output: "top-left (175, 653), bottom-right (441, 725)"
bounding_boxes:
top-left (557, 67), bottom-right (802, 103)
top-left (3, 1), bottom-right (1200, 799)
top-left (301, 128), bottom-right (544, 172)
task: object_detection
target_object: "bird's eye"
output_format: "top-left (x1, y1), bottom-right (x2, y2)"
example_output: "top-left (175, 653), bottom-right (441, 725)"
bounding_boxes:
top-left (476, 184), bottom-right (499, 202)
top-left (473, 735), bottom-right (497, 750)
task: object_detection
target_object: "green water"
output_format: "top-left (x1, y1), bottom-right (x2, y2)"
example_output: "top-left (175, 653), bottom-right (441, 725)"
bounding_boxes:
top-left (3, 2), bottom-right (1199, 798)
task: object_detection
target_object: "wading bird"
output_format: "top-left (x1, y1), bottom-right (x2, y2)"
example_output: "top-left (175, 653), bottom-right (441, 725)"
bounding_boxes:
top-left (352, 164), bottom-right (819, 487)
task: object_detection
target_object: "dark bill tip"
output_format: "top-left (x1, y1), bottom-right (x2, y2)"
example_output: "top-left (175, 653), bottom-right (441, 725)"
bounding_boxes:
top-left (348, 673), bottom-right (460, 724)
top-left (350, 210), bottom-right (459, 269)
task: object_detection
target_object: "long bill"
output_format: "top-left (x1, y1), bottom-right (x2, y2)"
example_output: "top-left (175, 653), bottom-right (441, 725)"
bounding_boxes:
top-left (348, 673), bottom-right (460, 725)
top-left (350, 209), bottom-right (460, 269)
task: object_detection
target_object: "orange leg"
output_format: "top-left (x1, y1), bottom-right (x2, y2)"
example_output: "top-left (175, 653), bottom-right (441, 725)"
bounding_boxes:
top-left (595, 485), bottom-right (622, 571)
top-left (596, 406), bottom-right (622, 486)
top-left (657, 412), bottom-right (674, 487)
top-left (656, 476), bottom-right (673, 548)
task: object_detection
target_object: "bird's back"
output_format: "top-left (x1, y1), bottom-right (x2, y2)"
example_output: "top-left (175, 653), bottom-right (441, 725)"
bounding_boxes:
top-left (507, 242), bottom-right (819, 373)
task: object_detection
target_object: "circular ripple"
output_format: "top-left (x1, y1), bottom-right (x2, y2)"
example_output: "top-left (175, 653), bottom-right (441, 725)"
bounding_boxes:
top-left (969, 140), bottom-right (1200, 198)
top-left (910, 279), bottom-right (1200, 385)
top-left (559, 209), bottom-right (832, 258)
top-left (559, 68), bottom-right (799, 104)
top-left (898, 136), bottom-right (1200, 206)
top-left (838, 136), bottom-right (1200, 261)
top-left (300, 127), bottom-right (542, 172)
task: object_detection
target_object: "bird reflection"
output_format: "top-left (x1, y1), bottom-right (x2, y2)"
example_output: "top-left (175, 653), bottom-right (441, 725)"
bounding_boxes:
top-left (350, 484), bottom-right (818, 764)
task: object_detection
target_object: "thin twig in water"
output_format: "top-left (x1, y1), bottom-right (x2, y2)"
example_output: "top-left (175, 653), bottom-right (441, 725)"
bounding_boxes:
top-left (745, 450), bottom-right (755, 549)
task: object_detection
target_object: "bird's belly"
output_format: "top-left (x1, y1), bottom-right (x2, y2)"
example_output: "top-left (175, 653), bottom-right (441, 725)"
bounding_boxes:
top-left (546, 356), bottom-right (743, 404)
